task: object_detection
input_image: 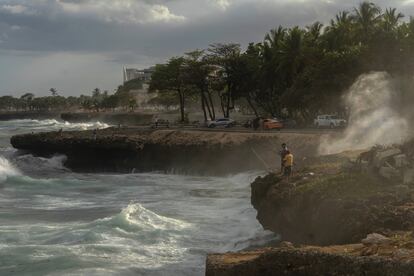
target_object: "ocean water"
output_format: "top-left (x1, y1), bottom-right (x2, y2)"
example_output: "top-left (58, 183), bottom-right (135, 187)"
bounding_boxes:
top-left (0, 119), bottom-right (274, 276)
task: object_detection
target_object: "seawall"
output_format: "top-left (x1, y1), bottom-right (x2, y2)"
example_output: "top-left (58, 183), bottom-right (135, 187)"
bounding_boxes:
top-left (11, 128), bottom-right (324, 174)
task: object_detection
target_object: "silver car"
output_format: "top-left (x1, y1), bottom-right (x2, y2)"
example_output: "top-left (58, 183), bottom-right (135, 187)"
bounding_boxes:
top-left (207, 118), bottom-right (235, 128)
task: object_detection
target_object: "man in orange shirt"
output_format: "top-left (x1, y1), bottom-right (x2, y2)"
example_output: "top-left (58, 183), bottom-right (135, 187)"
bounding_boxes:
top-left (280, 143), bottom-right (289, 174)
top-left (283, 150), bottom-right (294, 181)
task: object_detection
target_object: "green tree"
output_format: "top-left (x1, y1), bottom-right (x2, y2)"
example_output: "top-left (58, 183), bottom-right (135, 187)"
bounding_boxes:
top-left (49, 88), bottom-right (58, 97)
top-left (149, 57), bottom-right (188, 122)
top-left (353, 1), bottom-right (382, 41)
top-left (180, 50), bottom-right (216, 122)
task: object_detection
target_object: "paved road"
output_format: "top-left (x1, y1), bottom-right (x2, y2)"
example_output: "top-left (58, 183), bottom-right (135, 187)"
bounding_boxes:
top-left (121, 124), bottom-right (344, 135)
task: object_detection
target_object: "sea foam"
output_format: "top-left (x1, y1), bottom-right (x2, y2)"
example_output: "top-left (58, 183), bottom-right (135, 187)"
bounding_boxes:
top-left (0, 156), bottom-right (20, 182)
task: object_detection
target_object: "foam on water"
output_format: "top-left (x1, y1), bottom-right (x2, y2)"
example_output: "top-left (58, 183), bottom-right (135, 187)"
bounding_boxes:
top-left (103, 203), bottom-right (192, 232)
top-left (0, 119), bottom-right (273, 276)
top-left (0, 156), bottom-right (20, 182)
top-left (0, 119), bottom-right (110, 131)
top-left (0, 203), bottom-right (193, 275)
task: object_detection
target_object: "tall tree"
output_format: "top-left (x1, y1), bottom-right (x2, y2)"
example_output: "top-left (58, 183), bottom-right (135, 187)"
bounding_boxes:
top-left (353, 1), bottom-right (382, 41)
top-left (183, 50), bottom-right (216, 121)
top-left (150, 57), bottom-right (188, 122)
top-left (208, 43), bottom-right (241, 117)
top-left (49, 88), bottom-right (58, 97)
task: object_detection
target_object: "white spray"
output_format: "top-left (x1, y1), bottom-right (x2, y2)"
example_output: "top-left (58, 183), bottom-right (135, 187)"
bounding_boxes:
top-left (319, 72), bottom-right (410, 155)
top-left (0, 156), bottom-right (20, 182)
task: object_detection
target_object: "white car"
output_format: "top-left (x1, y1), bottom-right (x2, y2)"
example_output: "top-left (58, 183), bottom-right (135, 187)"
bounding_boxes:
top-left (314, 115), bottom-right (346, 128)
top-left (207, 118), bottom-right (235, 128)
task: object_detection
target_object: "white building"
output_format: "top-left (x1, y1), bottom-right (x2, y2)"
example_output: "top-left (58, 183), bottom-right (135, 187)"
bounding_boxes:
top-left (123, 66), bottom-right (155, 83)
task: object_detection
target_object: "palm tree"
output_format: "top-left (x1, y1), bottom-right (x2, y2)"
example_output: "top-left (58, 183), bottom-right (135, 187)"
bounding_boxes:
top-left (382, 8), bottom-right (404, 32)
top-left (331, 11), bottom-right (352, 29)
top-left (92, 88), bottom-right (101, 97)
top-left (305, 22), bottom-right (323, 43)
top-left (279, 27), bottom-right (305, 86)
top-left (353, 1), bottom-right (382, 40)
top-left (49, 88), bottom-right (58, 97)
top-left (264, 26), bottom-right (286, 50)
top-left (324, 11), bottom-right (354, 50)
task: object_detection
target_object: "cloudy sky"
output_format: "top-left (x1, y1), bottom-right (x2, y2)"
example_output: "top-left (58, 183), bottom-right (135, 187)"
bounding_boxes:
top-left (0, 0), bottom-right (414, 96)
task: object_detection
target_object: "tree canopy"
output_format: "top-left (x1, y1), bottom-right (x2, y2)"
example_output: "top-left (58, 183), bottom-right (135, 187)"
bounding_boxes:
top-left (149, 1), bottom-right (414, 123)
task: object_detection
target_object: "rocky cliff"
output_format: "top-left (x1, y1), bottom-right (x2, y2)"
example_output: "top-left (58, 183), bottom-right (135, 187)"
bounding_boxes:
top-left (11, 128), bottom-right (323, 174)
top-left (206, 143), bottom-right (414, 275)
top-left (251, 171), bottom-right (414, 245)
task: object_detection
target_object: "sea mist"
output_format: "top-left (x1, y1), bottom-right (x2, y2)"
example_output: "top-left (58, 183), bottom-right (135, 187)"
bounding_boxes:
top-left (319, 72), bottom-right (410, 154)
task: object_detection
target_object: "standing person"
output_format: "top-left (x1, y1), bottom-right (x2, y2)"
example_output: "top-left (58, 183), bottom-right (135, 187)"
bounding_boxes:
top-left (280, 143), bottom-right (289, 174)
top-left (252, 117), bottom-right (260, 131)
top-left (283, 150), bottom-right (294, 182)
top-left (93, 129), bottom-right (97, 140)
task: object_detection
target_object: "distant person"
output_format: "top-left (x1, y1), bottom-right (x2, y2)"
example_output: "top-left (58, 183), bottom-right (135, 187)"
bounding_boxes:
top-left (280, 143), bottom-right (289, 174)
top-left (252, 117), bottom-right (260, 131)
top-left (244, 120), bottom-right (252, 128)
top-left (93, 129), bottom-right (97, 140)
top-left (58, 128), bottom-right (63, 137)
top-left (283, 150), bottom-right (294, 181)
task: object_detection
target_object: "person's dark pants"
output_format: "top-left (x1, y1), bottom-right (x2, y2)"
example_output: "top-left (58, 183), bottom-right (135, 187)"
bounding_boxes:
top-left (284, 166), bottom-right (292, 177)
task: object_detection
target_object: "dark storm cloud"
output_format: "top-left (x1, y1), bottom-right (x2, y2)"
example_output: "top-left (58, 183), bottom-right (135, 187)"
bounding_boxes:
top-left (0, 0), bottom-right (413, 95)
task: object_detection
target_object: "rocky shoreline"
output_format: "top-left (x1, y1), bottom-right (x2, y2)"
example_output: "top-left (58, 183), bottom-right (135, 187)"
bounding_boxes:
top-left (206, 237), bottom-right (414, 276)
top-left (207, 142), bottom-right (414, 275)
top-left (14, 127), bottom-right (414, 275)
top-left (10, 128), bottom-right (323, 175)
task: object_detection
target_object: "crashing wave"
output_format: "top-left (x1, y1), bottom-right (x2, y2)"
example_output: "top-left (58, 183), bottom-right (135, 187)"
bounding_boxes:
top-left (0, 156), bottom-right (20, 182)
top-left (13, 154), bottom-right (69, 176)
top-left (0, 119), bottom-right (110, 131)
top-left (99, 203), bottom-right (191, 232)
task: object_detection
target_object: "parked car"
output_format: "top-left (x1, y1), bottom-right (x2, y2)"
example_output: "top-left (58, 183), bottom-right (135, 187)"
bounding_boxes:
top-left (207, 118), bottom-right (235, 128)
top-left (151, 119), bottom-right (170, 129)
top-left (314, 115), bottom-right (346, 128)
top-left (263, 118), bottom-right (283, 130)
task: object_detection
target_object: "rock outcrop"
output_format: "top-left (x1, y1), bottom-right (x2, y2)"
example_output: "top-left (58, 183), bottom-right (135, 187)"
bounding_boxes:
top-left (206, 232), bottom-right (414, 276)
top-left (11, 128), bottom-right (323, 174)
top-left (207, 141), bottom-right (414, 275)
top-left (251, 169), bottom-right (414, 245)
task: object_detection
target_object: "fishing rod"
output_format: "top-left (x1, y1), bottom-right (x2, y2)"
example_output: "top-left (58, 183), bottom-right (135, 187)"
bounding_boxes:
top-left (250, 147), bottom-right (273, 173)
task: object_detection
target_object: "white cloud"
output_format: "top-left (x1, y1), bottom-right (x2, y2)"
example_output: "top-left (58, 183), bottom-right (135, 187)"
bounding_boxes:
top-left (56, 0), bottom-right (186, 24)
top-left (0, 4), bottom-right (35, 15)
top-left (10, 25), bottom-right (22, 31)
top-left (214, 0), bottom-right (231, 10)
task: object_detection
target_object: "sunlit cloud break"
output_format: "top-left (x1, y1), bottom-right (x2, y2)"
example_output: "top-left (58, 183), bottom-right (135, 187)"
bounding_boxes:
top-left (57, 0), bottom-right (186, 24)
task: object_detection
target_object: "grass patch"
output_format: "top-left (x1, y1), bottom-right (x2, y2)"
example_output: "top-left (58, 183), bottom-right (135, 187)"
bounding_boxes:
top-left (295, 172), bottom-right (391, 200)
